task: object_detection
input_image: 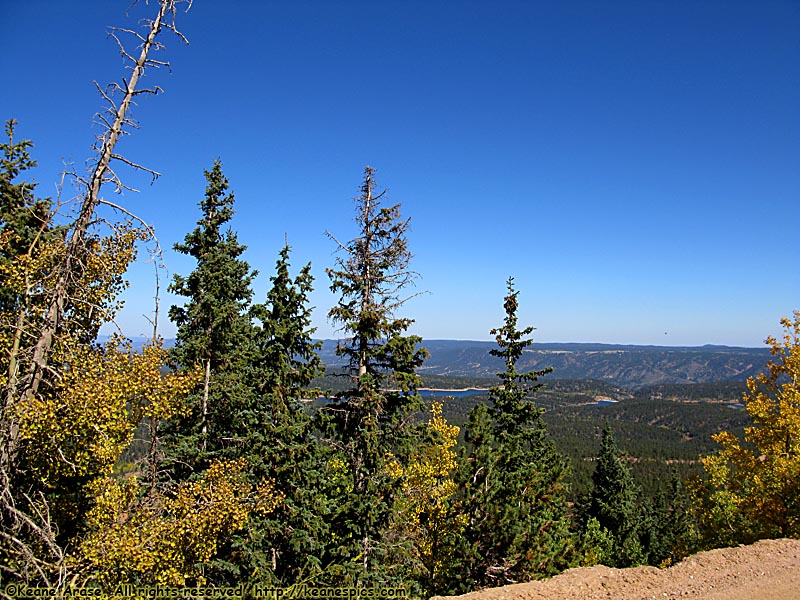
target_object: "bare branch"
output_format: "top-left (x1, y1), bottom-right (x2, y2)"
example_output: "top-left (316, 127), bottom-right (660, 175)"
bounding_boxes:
top-left (129, 85), bottom-right (165, 96)
top-left (110, 153), bottom-right (161, 182)
top-left (143, 58), bottom-right (171, 69)
top-left (108, 26), bottom-right (147, 44)
top-left (97, 198), bottom-right (158, 239)
top-left (105, 81), bottom-right (127, 95)
top-left (2, 3), bottom-right (191, 586)
top-left (324, 230), bottom-right (349, 252)
top-left (107, 31), bottom-right (137, 63)
top-left (93, 81), bottom-right (119, 113)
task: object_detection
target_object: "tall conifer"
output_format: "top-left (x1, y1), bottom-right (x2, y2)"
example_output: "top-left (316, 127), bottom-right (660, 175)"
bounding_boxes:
top-left (164, 159), bottom-right (256, 478)
top-left (236, 245), bottom-right (334, 585)
top-left (455, 278), bottom-right (572, 590)
top-left (320, 166), bottom-right (427, 585)
top-left (581, 422), bottom-right (644, 567)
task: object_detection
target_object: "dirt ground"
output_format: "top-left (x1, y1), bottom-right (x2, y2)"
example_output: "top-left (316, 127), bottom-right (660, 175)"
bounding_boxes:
top-left (431, 538), bottom-right (800, 600)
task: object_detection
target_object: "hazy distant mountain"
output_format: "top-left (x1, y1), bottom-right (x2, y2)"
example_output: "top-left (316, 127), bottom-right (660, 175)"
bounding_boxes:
top-left (318, 339), bottom-right (769, 389)
top-left (112, 336), bottom-right (769, 389)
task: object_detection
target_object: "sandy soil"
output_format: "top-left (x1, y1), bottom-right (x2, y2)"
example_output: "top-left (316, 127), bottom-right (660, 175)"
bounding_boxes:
top-left (431, 538), bottom-right (800, 600)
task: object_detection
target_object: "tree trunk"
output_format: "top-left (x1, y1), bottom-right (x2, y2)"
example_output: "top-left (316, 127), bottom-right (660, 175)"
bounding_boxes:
top-left (19, 0), bottom-right (173, 421)
top-left (201, 358), bottom-right (210, 453)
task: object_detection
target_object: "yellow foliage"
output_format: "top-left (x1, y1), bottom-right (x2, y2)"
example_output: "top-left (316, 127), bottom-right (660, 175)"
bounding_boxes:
top-left (388, 402), bottom-right (467, 583)
top-left (699, 311), bottom-right (800, 541)
top-left (327, 452), bottom-right (354, 494)
top-left (16, 336), bottom-right (201, 486)
top-left (0, 225), bottom-right (146, 334)
top-left (1, 216), bottom-right (203, 586)
top-left (78, 458), bottom-right (283, 587)
top-left (1, 224), bottom-right (149, 397)
top-left (2, 224), bottom-right (201, 528)
top-left (0, 229), bottom-right (63, 390)
top-left (2, 217), bottom-right (282, 590)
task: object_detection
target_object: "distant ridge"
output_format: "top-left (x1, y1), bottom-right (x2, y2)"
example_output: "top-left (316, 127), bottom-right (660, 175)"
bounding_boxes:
top-left (106, 336), bottom-right (768, 390)
top-left (318, 339), bottom-right (768, 389)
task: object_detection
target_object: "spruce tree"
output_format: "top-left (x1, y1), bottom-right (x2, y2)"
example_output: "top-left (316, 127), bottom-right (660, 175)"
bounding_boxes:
top-left (249, 245), bottom-right (322, 408)
top-left (0, 120), bottom-right (54, 313)
top-left (234, 244), bottom-right (334, 586)
top-left (581, 421), bottom-right (644, 567)
top-left (455, 278), bottom-right (572, 590)
top-left (639, 473), bottom-right (693, 567)
top-left (164, 159), bottom-right (256, 478)
top-left (320, 166), bottom-right (427, 585)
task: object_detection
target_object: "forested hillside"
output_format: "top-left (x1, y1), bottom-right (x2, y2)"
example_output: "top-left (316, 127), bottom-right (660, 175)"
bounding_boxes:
top-left (316, 340), bottom-right (769, 388)
top-left (129, 339), bottom-right (768, 390)
top-left (310, 375), bottom-right (752, 500)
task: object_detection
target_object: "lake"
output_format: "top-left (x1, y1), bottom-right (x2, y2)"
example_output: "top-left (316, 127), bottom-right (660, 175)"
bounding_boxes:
top-left (318, 388), bottom-right (489, 402)
top-left (588, 399), bottom-right (619, 407)
top-left (418, 388), bottom-right (489, 398)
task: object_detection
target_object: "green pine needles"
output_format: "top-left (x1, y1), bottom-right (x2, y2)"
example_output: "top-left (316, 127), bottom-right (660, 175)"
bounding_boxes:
top-left (578, 422), bottom-right (644, 567)
top-left (320, 166), bottom-right (428, 586)
top-left (163, 161), bottom-right (330, 586)
top-left (454, 278), bottom-right (573, 591)
top-left (165, 159), bottom-right (257, 477)
top-left (3, 119), bottom-right (723, 592)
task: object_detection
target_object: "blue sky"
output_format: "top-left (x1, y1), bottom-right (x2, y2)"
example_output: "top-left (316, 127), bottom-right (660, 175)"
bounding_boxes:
top-left (2, 1), bottom-right (798, 346)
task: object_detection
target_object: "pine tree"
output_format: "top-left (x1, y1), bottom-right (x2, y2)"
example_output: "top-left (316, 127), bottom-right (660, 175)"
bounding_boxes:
top-left (320, 166), bottom-right (427, 585)
top-left (0, 119), bottom-right (54, 313)
top-left (455, 278), bottom-right (572, 590)
top-left (581, 421), bottom-right (644, 567)
top-left (249, 244), bottom-right (322, 407)
top-left (640, 472), bottom-right (694, 567)
top-left (164, 159), bottom-right (256, 478)
top-left (231, 244), bottom-right (334, 586)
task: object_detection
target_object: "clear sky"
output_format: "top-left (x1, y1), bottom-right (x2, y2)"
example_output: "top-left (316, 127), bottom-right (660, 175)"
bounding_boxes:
top-left (2, 1), bottom-right (798, 347)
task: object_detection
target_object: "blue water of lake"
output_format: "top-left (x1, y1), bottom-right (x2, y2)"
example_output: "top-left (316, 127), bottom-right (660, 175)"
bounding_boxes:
top-left (318, 388), bottom-right (488, 402)
top-left (419, 389), bottom-right (489, 398)
top-left (588, 399), bottom-right (619, 407)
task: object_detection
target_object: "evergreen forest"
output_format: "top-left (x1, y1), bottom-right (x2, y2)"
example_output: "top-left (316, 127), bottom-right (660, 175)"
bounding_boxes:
top-left (1, 2), bottom-right (798, 598)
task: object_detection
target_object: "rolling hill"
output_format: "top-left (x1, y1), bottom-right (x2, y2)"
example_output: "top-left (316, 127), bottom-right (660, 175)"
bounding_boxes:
top-left (117, 336), bottom-right (769, 389)
top-left (317, 339), bottom-right (769, 388)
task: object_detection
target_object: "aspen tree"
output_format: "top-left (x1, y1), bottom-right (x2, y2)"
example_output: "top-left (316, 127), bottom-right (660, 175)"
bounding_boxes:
top-left (0, 3), bottom-right (196, 591)
top-left (697, 311), bottom-right (800, 545)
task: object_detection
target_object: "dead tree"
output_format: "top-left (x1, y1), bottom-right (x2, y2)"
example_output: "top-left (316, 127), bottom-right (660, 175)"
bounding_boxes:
top-left (23, 0), bottom-right (189, 417)
top-left (0, 1), bottom-right (190, 593)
